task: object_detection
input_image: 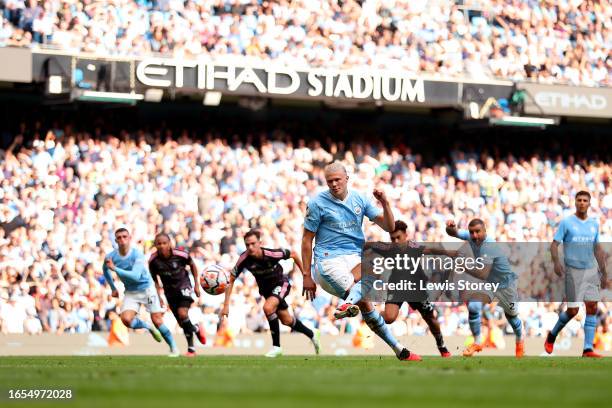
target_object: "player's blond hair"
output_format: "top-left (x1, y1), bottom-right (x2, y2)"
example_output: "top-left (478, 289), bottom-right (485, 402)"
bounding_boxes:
top-left (324, 161), bottom-right (347, 176)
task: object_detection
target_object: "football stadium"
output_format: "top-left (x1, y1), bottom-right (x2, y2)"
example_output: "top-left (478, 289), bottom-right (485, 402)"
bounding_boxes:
top-left (0, 0), bottom-right (611, 407)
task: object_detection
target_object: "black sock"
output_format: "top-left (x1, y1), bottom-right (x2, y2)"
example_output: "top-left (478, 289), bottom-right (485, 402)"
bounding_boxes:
top-left (181, 318), bottom-right (196, 351)
top-left (433, 331), bottom-right (445, 348)
top-left (424, 316), bottom-right (445, 348)
top-left (291, 318), bottom-right (313, 339)
top-left (267, 313), bottom-right (280, 347)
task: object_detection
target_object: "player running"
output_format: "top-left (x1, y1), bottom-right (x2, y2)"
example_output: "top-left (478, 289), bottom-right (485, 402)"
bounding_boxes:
top-left (221, 229), bottom-right (321, 358)
top-left (103, 228), bottom-right (179, 357)
top-left (301, 161), bottom-right (421, 361)
top-left (380, 220), bottom-right (452, 357)
top-left (149, 233), bottom-right (207, 357)
top-left (446, 219), bottom-right (525, 358)
top-left (545, 191), bottom-right (608, 358)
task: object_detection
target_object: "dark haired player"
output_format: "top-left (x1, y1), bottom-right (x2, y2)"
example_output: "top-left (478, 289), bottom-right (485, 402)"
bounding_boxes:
top-left (546, 191), bottom-right (607, 358)
top-left (382, 220), bottom-right (452, 357)
top-left (149, 233), bottom-right (207, 357)
top-left (221, 229), bottom-right (320, 358)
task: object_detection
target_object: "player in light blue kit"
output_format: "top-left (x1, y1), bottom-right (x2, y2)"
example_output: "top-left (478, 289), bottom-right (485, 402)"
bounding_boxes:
top-left (546, 191), bottom-right (608, 358)
top-left (103, 228), bottom-right (179, 357)
top-left (446, 218), bottom-right (525, 358)
top-left (301, 162), bottom-right (421, 361)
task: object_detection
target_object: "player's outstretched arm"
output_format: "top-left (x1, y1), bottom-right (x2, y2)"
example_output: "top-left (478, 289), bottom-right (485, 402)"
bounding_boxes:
top-left (464, 263), bottom-right (492, 280)
top-left (301, 228), bottom-right (317, 300)
top-left (423, 247), bottom-right (460, 257)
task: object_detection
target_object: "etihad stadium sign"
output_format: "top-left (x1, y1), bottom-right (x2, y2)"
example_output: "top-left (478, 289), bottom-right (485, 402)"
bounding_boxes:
top-left (30, 51), bottom-right (517, 109)
top-left (518, 83), bottom-right (612, 118)
top-left (134, 57), bottom-right (459, 106)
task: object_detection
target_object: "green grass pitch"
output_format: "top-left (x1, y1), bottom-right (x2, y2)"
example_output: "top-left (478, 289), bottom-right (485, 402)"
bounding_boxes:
top-left (1, 356), bottom-right (610, 408)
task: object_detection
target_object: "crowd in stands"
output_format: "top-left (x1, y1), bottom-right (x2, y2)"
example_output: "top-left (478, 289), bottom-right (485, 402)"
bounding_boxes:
top-left (1, 0), bottom-right (610, 86)
top-left (0, 119), bottom-right (610, 353)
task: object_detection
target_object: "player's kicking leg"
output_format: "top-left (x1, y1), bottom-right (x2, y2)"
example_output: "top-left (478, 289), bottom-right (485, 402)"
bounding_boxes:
top-left (334, 260), bottom-right (374, 319)
top-left (313, 256), bottom-right (420, 361)
top-left (120, 298), bottom-right (162, 343)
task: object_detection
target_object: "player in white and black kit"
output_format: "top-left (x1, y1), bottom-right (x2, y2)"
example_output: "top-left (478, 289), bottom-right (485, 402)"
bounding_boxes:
top-left (221, 229), bottom-right (321, 358)
top-left (149, 233), bottom-right (207, 357)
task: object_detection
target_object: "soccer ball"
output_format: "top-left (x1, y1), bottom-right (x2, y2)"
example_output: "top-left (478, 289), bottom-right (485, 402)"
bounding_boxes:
top-left (200, 264), bottom-right (229, 295)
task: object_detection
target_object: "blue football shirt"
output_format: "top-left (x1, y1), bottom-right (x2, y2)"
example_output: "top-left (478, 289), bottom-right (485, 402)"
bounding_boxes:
top-left (553, 215), bottom-right (599, 269)
top-left (304, 189), bottom-right (382, 260)
top-left (103, 247), bottom-right (153, 292)
top-left (457, 230), bottom-right (516, 288)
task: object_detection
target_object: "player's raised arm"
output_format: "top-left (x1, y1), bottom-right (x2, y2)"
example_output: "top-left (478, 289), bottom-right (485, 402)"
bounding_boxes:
top-left (445, 220), bottom-right (459, 237)
top-left (372, 189), bottom-right (394, 232)
top-left (301, 228), bottom-right (317, 300)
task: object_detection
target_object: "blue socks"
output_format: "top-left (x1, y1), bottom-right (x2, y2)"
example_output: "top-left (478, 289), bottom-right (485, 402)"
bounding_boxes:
top-left (363, 309), bottom-right (403, 355)
top-left (467, 302), bottom-right (482, 344)
top-left (584, 314), bottom-right (597, 351)
top-left (506, 315), bottom-right (523, 341)
top-left (345, 276), bottom-right (375, 305)
top-left (345, 283), bottom-right (363, 305)
top-left (130, 317), bottom-right (151, 330)
top-left (550, 311), bottom-right (571, 338)
top-left (157, 323), bottom-right (177, 350)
